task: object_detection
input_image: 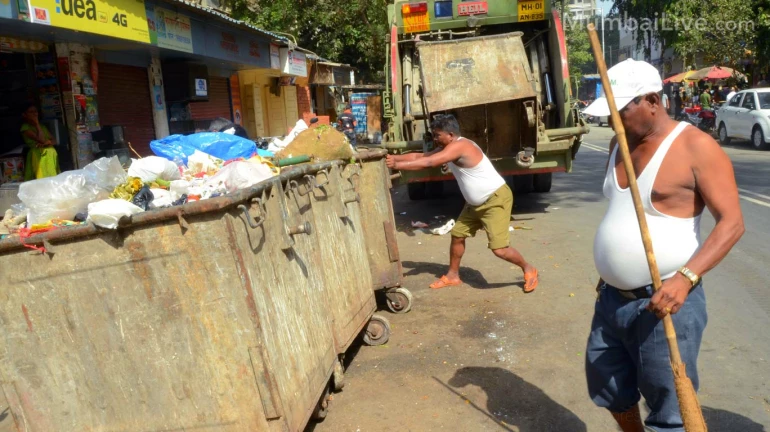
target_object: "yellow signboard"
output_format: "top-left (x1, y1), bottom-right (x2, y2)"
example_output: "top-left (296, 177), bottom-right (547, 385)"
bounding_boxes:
top-left (29, 0), bottom-right (150, 43)
top-left (518, 0), bottom-right (546, 22)
top-left (403, 12), bottom-right (430, 34)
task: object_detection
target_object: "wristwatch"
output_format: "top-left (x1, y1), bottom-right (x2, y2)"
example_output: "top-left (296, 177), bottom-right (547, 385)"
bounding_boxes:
top-left (677, 266), bottom-right (701, 287)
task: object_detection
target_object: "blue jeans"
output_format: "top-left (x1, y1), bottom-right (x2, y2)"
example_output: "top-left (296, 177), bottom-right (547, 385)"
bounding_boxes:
top-left (586, 282), bottom-right (707, 431)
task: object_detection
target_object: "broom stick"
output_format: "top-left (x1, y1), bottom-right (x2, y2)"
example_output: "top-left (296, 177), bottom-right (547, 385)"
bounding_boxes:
top-left (586, 24), bottom-right (707, 431)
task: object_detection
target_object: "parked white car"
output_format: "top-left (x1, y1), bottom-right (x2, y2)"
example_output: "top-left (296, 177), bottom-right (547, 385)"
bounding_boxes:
top-left (716, 88), bottom-right (770, 150)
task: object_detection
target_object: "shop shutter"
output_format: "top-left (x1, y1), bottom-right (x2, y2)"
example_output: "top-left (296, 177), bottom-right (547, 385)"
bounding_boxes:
top-left (96, 63), bottom-right (156, 156)
top-left (189, 76), bottom-right (232, 123)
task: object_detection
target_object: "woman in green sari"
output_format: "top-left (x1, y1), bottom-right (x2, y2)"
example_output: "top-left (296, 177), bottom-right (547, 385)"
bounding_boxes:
top-left (21, 104), bottom-right (60, 180)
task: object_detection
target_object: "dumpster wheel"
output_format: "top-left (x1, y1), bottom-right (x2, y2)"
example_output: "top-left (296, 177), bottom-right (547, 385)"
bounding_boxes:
top-left (363, 314), bottom-right (391, 346)
top-left (333, 359), bottom-right (345, 391)
top-left (386, 287), bottom-right (413, 314)
top-left (311, 385), bottom-right (331, 421)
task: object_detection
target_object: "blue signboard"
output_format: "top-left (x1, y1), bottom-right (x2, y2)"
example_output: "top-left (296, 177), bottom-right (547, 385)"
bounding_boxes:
top-left (202, 25), bottom-right (270, 68)
top-left (0, 0), bottom-right (13, 19)
top-left (351, 93), bottom-right (373, 135)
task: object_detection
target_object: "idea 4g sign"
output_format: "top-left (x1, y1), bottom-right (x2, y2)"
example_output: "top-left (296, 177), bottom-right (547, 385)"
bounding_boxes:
top-left (29, 0), bottom-right (150, 43)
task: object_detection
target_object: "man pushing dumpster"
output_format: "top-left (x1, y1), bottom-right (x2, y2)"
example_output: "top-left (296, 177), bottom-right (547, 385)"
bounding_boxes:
top-left (386, 114), bottom-right (538, 292)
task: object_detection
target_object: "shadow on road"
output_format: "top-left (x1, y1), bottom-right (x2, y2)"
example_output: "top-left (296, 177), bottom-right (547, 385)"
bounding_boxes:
top-left (402, 260), bottom-right (523, 290)
top-left (701, 406), bottom-right (767, 432)
top-left (437, 367), bottom-right (587, 431)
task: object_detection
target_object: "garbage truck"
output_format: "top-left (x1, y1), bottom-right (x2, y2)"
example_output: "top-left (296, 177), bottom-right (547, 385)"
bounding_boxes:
top-left (382, 0), bottom-right (589, 199)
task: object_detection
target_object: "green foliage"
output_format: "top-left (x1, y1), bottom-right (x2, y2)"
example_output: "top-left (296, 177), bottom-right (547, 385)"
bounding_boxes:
top-left (665, 0), bottom-right (755, 69)
top-left (566, 19), bottom-right (595, 81)
top-left (230, 0), bottom-right (389, 82)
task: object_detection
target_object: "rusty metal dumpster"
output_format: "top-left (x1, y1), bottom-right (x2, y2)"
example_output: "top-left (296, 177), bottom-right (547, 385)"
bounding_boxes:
top-left (0, 156), bottom-right (396, 432)
top-left (356, 150), bottom-right (413, 314)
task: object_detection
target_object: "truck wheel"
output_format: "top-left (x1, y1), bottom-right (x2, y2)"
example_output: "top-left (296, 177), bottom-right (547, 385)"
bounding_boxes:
top-left (426, 181), bottom-right (444, 198)
top-left (533, 173), bottom-right (553, 193)
top-left (508, 175), bottom-right (533, 195)
top-left (407, 183), bottom-right (426, 200)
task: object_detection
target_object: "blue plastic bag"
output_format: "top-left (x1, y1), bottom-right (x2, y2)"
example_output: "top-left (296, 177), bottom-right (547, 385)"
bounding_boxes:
top-left (150, 132), bottom-right (273, 164)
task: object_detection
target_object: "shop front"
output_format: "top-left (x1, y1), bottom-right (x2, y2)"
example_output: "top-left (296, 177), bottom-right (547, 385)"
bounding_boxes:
top-left (238, 45), bottom-right (310, 139)
top-left (0, 0), bottom-right (291, 184)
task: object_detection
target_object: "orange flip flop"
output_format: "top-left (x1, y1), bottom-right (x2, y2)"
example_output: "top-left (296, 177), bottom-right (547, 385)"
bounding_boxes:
top-left (523, 269), bottom-right (539, 293)
top-left (430, 275), bottom-right (462, 290)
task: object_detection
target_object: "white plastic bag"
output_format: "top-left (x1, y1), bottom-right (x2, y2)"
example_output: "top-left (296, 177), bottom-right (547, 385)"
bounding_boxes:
top-left (18, 157), bottom-right (127, 225)
top-left (128, 156), bottom-right (181, 183)
top-left (87, 199), bottom-right (144, 229)
top-left (431, 219), bottom-right (456, 236)
top-left (169, 180), bottom-right (190, 201)
top-left (149, 189), bottom-right (173, 209)
top-left (204, 161), bottom-right (274, 193)
top-left (267, 119), bottom-right (308, 152)
top-left (187, 150), bottom-right (222, 176)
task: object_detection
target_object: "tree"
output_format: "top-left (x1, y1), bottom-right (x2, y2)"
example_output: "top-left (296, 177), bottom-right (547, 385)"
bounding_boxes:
top-left (665, 0), bottom-right (755, 70)
top-left (230, 0), bottom-right (389, 82)
top-left (565, 19), bottom-right (595, 95)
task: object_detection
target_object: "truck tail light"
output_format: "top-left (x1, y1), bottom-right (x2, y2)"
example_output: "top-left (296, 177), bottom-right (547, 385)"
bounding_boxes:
top-left (402, 2), bottom-right (428, 14)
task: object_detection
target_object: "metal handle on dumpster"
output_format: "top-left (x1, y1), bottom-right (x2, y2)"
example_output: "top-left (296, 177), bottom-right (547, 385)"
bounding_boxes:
top-left (288, 222), bottom-right (312, 236)
top-left (237, 197), bottom-right (265, 229)
top-left (343, 191), bottom-right (360, 205)
top-left (315, 169), bottom-right (330, 188)
top-left (278, 181), bottom-right (313, 250)
top-left (289, 178), bottom-right (313, 197)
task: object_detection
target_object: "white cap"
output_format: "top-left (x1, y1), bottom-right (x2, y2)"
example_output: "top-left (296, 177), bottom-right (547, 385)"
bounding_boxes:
top-left (583, 59), bottom-right (663, 116)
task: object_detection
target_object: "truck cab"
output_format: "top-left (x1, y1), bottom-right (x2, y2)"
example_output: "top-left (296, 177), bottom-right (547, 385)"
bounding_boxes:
top-left (382, 0), bottom-right (588, 199)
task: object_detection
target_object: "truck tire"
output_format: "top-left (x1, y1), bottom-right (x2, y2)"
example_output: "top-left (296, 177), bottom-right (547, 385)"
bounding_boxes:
top-left (426, 181), bottom-right (444, 198)
top-left (407, 183), bottom-right (427, 200)
top-left (509, 175), bottom-right (533, 195)
top-left (533, 173), bottom-right (553, 193)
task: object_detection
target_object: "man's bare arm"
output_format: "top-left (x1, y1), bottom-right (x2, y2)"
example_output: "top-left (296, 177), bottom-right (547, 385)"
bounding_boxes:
top-left (392, 142), bottom-right (466, 171)
top-left (391, 148), bottom-right (441, 163)
top-left (685, 133), bottom-right (745, 277)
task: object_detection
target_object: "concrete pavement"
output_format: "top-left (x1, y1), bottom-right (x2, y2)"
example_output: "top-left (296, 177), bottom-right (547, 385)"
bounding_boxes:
top-left (309, 125), bottom-right (770, 431)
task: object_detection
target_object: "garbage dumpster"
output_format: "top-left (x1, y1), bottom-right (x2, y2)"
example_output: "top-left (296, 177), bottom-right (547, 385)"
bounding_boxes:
top-left (0, 158), bottom-right (394, 432)
top-left (356, 150), bottom-right (413, 314)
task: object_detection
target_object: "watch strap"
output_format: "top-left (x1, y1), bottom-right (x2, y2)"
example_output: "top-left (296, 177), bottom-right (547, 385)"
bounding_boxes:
top-left (677, 266), bottom-right (700, 287)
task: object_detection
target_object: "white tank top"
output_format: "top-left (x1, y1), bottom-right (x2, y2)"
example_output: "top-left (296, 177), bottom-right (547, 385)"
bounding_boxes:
top-left (448, 139), bottom-right (506, 206)
top-left (593, 122), bottom-right (702, 290)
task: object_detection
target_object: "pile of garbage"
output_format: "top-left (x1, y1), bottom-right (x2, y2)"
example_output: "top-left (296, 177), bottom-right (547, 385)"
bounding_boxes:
top-left (1, 132), bottom-right (282, 236)
top-left (269, 119), bottom-right (355, 162)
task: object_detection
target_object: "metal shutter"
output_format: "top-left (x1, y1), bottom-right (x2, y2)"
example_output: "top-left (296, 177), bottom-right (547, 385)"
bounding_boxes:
top-left (96, 63), bottom-right (156, 156)
top-left (189, 76), bottom-right (232, 123)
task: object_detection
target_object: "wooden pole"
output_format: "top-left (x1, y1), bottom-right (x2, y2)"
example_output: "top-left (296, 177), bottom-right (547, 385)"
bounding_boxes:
top-left (586, 23), bottom-right (707, 432)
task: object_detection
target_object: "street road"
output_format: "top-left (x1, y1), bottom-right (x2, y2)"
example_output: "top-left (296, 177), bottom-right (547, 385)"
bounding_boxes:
top-left (311, 124), bottom-right (770, 431)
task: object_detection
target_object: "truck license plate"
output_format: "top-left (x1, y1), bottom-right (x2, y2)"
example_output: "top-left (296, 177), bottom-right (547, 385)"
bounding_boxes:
top-left (458, 1), bottom-right (488, 16)
top-left (404, 12), bottom-right (430, 33)
top-left (518, 0), bottom-right (545, 22)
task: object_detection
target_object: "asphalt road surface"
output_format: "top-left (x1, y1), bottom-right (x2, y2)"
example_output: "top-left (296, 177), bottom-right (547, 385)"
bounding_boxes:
top-left (310, 124), bottom-right (770, 432)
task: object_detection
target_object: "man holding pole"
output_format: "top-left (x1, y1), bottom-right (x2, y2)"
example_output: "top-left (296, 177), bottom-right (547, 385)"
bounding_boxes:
top-left (582, 59), bottom-right (745, 431)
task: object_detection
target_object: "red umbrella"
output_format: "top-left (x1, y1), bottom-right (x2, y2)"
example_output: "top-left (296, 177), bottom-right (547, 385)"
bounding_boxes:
top-left (688, 66), bottom-right (744, 81)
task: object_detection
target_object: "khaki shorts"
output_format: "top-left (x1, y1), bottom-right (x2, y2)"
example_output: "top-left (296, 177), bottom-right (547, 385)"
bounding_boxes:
top-left (450, 184), bottom-right (513, 250)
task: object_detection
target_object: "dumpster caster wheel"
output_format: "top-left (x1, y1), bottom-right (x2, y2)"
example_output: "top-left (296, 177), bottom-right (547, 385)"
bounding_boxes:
top-left (333, 359), bottom-right (345, 391)
top-left (363, 314), bottom-right (391, 346)
top-left (386, 287), bottom-right (413, 314)
top-left (312, 386), bottom-right (330, 421)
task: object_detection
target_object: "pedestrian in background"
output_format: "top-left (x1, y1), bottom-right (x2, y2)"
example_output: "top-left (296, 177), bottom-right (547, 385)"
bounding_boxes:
top-left (20, 104), bottom-right (59, 180)
top-left (582, 59), bottom-right (744, 432)
top-left (338, 105), bottom-right (358, 146)
top-left (699, 88), bottom-right (711, 109)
